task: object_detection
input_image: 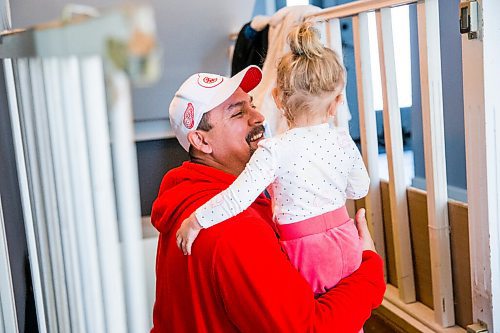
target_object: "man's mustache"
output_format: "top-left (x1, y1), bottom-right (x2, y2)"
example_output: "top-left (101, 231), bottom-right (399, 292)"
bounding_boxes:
top-left (246, 125), bottom-right (266, 145)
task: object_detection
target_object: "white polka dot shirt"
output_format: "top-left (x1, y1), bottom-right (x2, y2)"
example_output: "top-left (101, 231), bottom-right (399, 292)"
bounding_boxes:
top-left (195, 123), bottom-right (370, 227)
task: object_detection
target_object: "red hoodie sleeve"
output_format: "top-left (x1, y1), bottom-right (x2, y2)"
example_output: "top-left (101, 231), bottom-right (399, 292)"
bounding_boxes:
top-left (212, 217), bottom-right (385, 333)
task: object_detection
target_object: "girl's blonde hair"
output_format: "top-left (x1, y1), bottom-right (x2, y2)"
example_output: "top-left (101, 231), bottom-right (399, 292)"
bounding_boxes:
top-left (276, 21), bottom-right (346, 126)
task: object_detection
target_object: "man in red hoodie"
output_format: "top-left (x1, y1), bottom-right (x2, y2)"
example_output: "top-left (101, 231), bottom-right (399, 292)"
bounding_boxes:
top-left (151, 65), bottom-right (385, 332)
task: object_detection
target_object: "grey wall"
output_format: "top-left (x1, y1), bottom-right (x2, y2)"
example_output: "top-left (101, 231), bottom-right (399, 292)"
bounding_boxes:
top-left (410, 5), bottom-right (425, 182)
top-left (10, 0), bottom-right (255, 121)
top-left (137, 139), bottom-right (188, 216)
top-left (410, 0), bottom-right (467, 198)
top-left (438, 0), bottom-right (466, 191)
top-left (253, 0), bottom-right (275, 16)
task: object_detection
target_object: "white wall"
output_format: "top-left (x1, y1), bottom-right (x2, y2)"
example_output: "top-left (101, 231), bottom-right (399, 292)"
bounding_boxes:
top-left (142, 236), bottom-right (158, 328)
top-left (10, 0), bottom-right (255, 121)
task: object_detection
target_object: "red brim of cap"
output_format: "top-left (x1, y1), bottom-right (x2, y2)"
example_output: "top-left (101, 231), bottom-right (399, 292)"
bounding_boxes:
top-left (239, 66), bottom-right (263, 93)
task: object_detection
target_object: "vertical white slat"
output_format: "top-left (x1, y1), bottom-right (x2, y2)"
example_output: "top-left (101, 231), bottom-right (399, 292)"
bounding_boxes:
top-left (482, 0), bottom-right (500, 328)
top-left (29, 57), bottom-right (71, 333)
top-left (352, 12), bottom-right (386, 278)
top-left (3, 58), bottom-right (48, 333)
top-left (16, 58), bottom-right (60, 332)
top-left (461, 0), bottom-right (500, 329)
top-left (0, 299), bottom-right (3, 333)
top-left (416, 1), bottom-right (455, 327)
top-left (80, 56), bottom-right (127, 333)
top-left (375, 8), bottom-right (416, 303)
top-left (108, 71), bottom-right (148, 333)
top-left (0, 194), bottom-right (19, 333)
top-left (59, 57), bottom-right (106, 333)
top-left (1, 5), bottom-right (45, 331)
top-left (0, 6), bottom-right (12, 317)
top-left (324, 18), bottom-right (350, 130)
top-left (42, 57), bottom-right (86, 333)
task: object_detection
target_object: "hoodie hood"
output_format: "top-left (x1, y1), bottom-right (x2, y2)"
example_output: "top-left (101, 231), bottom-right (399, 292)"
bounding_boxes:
top-left (151, 162), bottom-right (239, 235)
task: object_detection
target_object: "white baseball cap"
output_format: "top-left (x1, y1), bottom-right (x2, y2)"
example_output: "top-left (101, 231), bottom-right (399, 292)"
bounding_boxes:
top-left (169, 65), bottom-right (263, 151)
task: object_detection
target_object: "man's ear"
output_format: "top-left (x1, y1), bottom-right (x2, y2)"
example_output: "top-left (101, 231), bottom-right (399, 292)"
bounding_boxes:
top-left (187, 131), bottom-right (212, 154)
top-left (272, 87), bottom-right (284, 110)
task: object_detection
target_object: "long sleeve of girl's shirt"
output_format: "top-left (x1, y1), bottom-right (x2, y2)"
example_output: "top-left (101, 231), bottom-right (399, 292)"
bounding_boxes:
top-left (338, 128), bottom-right (370, 199)
top-left (195, 139), bottom-right (277, 228)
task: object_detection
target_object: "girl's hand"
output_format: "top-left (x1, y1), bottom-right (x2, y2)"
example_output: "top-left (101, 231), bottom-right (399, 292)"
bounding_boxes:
top-left (176, 213), bottom-right (203, 255)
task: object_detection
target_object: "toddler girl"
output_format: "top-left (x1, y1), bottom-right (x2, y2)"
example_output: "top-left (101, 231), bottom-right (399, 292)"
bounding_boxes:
top-left (177, 21), bottom-right (369, 298)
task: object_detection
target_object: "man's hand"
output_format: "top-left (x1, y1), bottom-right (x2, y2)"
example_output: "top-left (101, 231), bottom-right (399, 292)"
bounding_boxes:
top-left (355, 208), bottom-right (376, 252)
top-left (176, 213), bottom-right (203, 255)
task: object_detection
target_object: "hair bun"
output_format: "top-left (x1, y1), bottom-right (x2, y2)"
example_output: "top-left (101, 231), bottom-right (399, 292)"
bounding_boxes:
top-left (288, 21), bottom-right (323, 59)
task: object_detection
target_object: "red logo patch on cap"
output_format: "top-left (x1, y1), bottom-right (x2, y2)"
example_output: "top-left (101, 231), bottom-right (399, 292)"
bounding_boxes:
top-left (198, 74), bottom-right (224, 88)
top-left (183, 103), bottom-right (195, 129)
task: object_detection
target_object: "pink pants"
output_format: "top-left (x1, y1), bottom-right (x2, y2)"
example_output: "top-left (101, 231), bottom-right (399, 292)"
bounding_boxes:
top-left (277, 206), bottom-right (363, 297)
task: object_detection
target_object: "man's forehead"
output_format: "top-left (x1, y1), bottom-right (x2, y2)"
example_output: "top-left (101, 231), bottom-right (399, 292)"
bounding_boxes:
top-left (211, 89), bottom-right (251, 113)
top-left (226, 88), bottom-right (249, 104)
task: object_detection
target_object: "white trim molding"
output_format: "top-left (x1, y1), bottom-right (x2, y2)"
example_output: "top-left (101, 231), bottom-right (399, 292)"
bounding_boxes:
top-left (134, 119), bottom-right (174, 142)
top-left (482, 0), bottom-right (500, 329)
top-left (411, 177), bottom-right (467, 204)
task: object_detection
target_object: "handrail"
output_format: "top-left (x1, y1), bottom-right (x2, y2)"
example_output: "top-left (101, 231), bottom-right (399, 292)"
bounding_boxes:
top-left (305, 0), bottom-right (418, 21)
